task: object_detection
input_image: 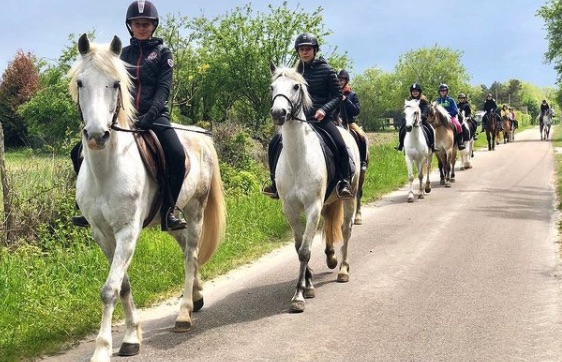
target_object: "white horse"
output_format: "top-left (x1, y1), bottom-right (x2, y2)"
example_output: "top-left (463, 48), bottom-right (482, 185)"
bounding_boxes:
top-left (459, 110), bottom-right (474, 170)
top-left (541, 108), bottom-right (553, 140)
top-left (68, 34), bottom-right (226, 362)
top-left (403, 99), bottom-right (432, 202)
top-left (269, 64), bottom-right (360, 312)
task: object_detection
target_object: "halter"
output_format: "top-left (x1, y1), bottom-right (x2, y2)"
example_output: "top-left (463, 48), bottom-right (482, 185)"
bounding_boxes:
top-left (272, 90), bottom-right (308, 123)
top-left (76, 81), bottom-right (123, 132)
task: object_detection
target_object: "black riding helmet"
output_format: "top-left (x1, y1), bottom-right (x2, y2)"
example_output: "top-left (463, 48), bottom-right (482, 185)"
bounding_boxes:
top-left (294, 33), bottom-right (319, 52)
top-left (337, 69), bottom-right (350, 81)
top-left (126, 1), bottom-right (159, 37)
top-left (410, 83), bottom-right (423, 93)
top-left (438, 83), bottom-right (449, 92)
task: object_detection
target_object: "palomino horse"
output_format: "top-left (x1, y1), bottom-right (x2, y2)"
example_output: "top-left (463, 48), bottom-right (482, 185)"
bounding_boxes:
top-left (69, 34), bottom-right (226, 362)
top-left (458, 110), bottom-right (475, 170)
top-left (269, 64), bottom-right (360, 312)
top-left (483, 109), bottom-right (501, 150)
top-left (427, 102), bottom-right (457, 187)
top-left (540, 108), bottom-right (553, 140)
top-left (403, 99), bottom-right (432, 202)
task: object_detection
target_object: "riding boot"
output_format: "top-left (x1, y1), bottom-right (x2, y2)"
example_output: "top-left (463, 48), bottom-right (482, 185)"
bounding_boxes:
top-left (262, 177), bottom-right (279, 199)
top-left (481, 121), bottom-right (486, 133)
top-left (71, 203), bottom-right (89, 227)
top-left (394, 126), bottom-right (406, 151)
top-left (457, 133), bottom-right (465, 150)
top-left (425, 124), bottom-right (438, 152)
top-left (162, 173), bottom-right (187, 231)
top-left (337, 178), bottom-right (353, 199)
top-left (462, 126), bottom-right (470, 144)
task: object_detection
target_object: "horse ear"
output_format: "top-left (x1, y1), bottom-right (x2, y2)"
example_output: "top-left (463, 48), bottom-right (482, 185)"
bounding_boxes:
top-left (110, 36), bottom-right (122, 56)
top-left (270, 61), bottom-right (277, 74)
top-left (78, 33), bottom-right (90, 55)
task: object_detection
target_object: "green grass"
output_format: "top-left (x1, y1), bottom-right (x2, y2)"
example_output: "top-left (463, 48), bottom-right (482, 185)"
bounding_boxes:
top-left (0, 135), bottom-right (410, 362)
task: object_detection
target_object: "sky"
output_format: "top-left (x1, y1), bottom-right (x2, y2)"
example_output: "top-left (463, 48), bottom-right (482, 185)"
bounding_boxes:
top-left (1, 0), bottom-right (558, 88)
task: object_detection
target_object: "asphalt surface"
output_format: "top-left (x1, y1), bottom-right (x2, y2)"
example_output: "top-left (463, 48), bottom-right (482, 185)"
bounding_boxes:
top-left (41, 127), bottom-right (562, 362)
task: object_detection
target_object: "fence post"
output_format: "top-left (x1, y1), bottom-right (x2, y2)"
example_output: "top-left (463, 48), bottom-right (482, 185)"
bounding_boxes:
top-left (0, 122), bottom-right (11, 246)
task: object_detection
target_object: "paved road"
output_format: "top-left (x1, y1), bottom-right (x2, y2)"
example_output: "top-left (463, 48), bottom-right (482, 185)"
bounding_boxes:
top-left (42, 127), bottom-right (562, 362)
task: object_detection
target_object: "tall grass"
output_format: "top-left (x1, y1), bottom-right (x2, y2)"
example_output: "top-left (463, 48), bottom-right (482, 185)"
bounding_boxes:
top-left (0, 134), bottom-right (409, 361)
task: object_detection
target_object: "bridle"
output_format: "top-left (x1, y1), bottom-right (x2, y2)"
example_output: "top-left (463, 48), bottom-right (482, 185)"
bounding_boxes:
top-left (271, 84), bottom-right (308, 123)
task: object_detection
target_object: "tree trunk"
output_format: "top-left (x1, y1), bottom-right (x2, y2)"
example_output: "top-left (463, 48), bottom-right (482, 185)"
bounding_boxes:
top-left (0, 122), bottom-right (11, 246)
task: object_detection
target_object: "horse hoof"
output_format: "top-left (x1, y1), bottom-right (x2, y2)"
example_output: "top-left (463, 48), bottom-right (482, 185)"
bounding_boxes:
top-left (440, 180), bottom-right (445, 185)
top-left (325, 249), bottom-right (338, 269)
top-left (193, 297), bottom-right (204, 312)
top-left (117, 343), bottom-right (140, 356)
top-left (289, 300), bottom-right (305, 313)
top-left (445, 183), bottom-right (451, 188)
top-left (460, 166), bottom-right (465, 170)
top-left (424, 186), bottom-right (432, 193)
top-left (450, 179), bottom-right (456, 183)
top-left (407, 197), bottom-right (414, 203)
top-left (173, 320), bottom-right (192, 333)
top-left (304, 287), bottom-right (316, 299)
top-left (354, 217), bottom-right (363, 225)
top-left (418, 194), bottom-right (424, 199)
top-left (337, 272), bottom-right (349, 283)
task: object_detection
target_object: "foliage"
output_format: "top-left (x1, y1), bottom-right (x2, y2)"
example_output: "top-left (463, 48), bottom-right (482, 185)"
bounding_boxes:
top-left (537, 0), bottom-right (562, 82)
top-left (0, 51), bottom-right (40, 147)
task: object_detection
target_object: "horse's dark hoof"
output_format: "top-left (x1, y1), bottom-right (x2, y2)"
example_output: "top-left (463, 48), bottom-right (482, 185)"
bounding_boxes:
top-left (193, 297), bottom-right (204, 312)
top-left (173, 320), bottom-right (192, 333)
top-left (118, 342), bottom-right (140, 356)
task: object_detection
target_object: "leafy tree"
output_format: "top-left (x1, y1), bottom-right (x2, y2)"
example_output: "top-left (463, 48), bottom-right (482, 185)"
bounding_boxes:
top-left (537, 1), bottom-right (562, 83)
top-left (0, 51), bottom-right (40, 147)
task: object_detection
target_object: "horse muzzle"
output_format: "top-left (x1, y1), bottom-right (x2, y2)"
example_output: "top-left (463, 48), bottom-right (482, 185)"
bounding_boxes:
top-left (84, 129), bottom-right (110, 150)
top-left (270, 108), bottom-right (288, 125)
top-left (405, 125), bottom-right (413, 132)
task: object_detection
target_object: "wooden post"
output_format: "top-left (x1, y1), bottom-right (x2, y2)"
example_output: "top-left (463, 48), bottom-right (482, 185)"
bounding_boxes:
top-left (0, 122), bottom-right (11, 246)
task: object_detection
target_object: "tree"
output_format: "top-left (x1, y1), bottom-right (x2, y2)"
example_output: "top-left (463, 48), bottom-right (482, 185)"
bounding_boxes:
top-left (537, 1), bottom-right (562, 83)
top-left (0, 50), bottom-right (40, 147)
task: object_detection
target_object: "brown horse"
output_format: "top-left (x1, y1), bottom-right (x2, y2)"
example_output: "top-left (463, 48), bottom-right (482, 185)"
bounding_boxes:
top-left (502, 116), bottom-right (512, 143)
top-left (349, 129), bottom-right (369, 225)
top-left (427, 102), bottom-right (457, 187)
top-left (483, 110), bottom-right (501, 150)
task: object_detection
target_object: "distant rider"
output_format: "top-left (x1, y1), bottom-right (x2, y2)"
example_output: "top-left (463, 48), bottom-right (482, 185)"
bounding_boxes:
top-left (435, 83), bottom-right (465, 150)
top-left (395, 83), bottom-right (437, 152)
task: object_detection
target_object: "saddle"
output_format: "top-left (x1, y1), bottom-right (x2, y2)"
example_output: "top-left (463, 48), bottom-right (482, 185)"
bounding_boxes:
top-left (271, 127), bottom-right (355, 202)
top-left (134, 130), bottom-right (191, 228)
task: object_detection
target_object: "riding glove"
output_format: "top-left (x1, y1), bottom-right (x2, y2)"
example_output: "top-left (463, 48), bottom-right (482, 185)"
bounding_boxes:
top-left (136, 114), bottom-right (154, 129)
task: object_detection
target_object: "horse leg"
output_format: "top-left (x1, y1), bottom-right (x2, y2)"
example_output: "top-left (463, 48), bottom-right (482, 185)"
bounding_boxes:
top-left (354, 169), bottom-right (366, 225)
top-left (438, 158), bottom-right (445, 185)
top-left (92, 231), bottom-right (140, 362)
top-left (117, 273), bottom-right (142, 357)
top-left (417, 160), bottom-right (425, 199)
top-left (172, 215), bottom-right (204, 332)
top-left (424, 154), bottom-right (432, 194)
top-left (286, 202), bottom-right (317, 312)
top-left (406, 156), bottom-right (415, 202)
top-left (337, 198), bottom-right (356, 283)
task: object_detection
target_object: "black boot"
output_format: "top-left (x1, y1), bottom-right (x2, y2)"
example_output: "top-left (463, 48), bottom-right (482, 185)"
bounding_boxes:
top-left (394, 143), bottom-right (403, 151)
top-left (72, 215), bottom-right (89, 227)
top-left (457, 134), bottom-right (465, 150)
top-left (166, 213), bottom-right (187, 231)
top-left (337, 179), bottom-right (353, 199)
top-left (395, 126), bottom-right (405, 151)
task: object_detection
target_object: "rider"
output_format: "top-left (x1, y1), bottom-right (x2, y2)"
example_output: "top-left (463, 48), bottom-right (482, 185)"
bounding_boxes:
top-left (435, 83), bottom-right (465, 150)
top-left (337, 69), bottom-right (367, 170)
top-left (457, 92), bottom-right (477, 140)
top-left (509, 107), bottom-right (518, 129)
top-left (539, 99), bottom-right (550, 127)
top-left (70, 0), bottom-right (188, 231)
top-left (262, 33), bottom-right (352, 199)
top-left (395, 83), bottom-right (437, 152)
top-left (482, 92), bottom-right (498, 133)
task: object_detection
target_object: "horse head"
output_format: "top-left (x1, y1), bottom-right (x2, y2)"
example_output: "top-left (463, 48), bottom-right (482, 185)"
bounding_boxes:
top-left (403, 99), bottom-right (421, 131)
top-left (269, 63), bottom-right (312, 125)
top-left (428, 102), bottom-right (451, 128)
top-left (68, 34), bottom-right (134, 150)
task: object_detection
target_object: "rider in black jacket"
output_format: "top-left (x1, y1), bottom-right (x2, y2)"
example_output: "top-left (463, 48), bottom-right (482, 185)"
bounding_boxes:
top-left (71, 0), bottom-right (187, 231)
top-left (263, 33), bottom-right (353, 199)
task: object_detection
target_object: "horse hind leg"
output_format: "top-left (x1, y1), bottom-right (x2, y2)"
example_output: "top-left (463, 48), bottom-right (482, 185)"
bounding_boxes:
top-left (336, 198), bottom-right (356, 283)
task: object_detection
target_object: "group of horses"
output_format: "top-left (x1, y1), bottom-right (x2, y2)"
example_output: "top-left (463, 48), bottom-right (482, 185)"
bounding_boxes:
top-left (480, 109), bottom-right (518, 151)
top-left (70, 35), bottom-right (370, 361)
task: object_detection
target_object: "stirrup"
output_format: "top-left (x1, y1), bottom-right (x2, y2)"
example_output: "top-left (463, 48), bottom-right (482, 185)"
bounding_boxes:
top-left (336, 180), bottom-right (354, 199)
top-left (165, 206), bottom-right (187, 231)
top-left (261, 184), bottom-right (279, 199)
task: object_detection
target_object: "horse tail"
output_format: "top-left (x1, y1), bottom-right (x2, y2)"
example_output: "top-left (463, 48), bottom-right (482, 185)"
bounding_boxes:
top-left (198, 148), bottom-right (226, 266)
top-left (323, 200), bottom-right (344, 249)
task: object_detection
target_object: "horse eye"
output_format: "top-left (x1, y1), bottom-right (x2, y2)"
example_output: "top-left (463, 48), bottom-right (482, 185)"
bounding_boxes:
top-left (113, 81), bottom-right (120, 89)
top-left (293, 84), bottom-right (299, 91)
top-left (77, 80), bottom-right (83, 87)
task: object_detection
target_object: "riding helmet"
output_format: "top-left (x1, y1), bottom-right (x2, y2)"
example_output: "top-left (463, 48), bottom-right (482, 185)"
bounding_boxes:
top-left (438, 83), bottom-right (449, 92)
top-left (337, 69), bottom-right (350, 80)
top-left (458, 93), bottom-right (466, 98)
top-left (294, 33), bottom-right (319, 52)
top-left (410, 83), bottom-right (422, 92)
top-left (126, 1), bottom-right (159, 36)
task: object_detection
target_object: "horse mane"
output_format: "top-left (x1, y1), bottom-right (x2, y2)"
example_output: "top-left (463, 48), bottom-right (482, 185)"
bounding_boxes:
top-left (271, 66), bottom-right (313, 112)
top-left (68, 42), bottom-right (135, 127)
top-left (431, 102), bottom-right (452, 127)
